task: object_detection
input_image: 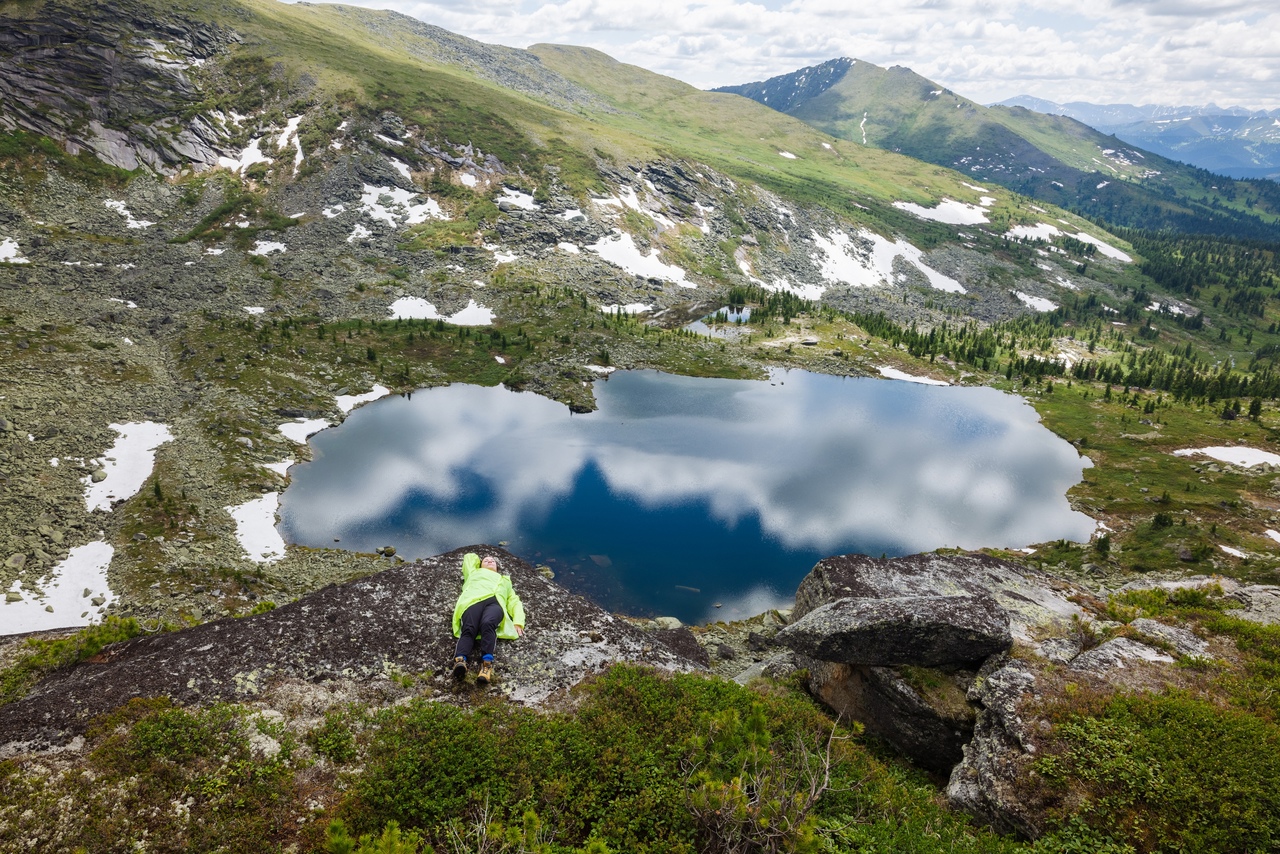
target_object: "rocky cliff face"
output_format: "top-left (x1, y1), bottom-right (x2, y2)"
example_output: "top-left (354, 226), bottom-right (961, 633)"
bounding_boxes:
top-left (0, 0), bottom-right (241, 172)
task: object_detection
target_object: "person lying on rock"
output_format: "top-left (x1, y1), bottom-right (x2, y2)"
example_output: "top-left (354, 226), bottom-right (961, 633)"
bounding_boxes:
top-left (451, 552), bottom-right (525, 686)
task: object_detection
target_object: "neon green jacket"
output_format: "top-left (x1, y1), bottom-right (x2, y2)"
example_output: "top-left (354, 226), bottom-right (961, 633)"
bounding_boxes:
top-left (451, 553), bottom-right (526, 640)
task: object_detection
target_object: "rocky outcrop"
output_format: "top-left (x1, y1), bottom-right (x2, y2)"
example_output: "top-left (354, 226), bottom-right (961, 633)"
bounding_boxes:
top-left (0, 546), bottom-right (706, 756)
top-left (778, 594), bottom-right (1010, 667)
top-left (792, 552), bottom-right (1086, 645)
top-left (0, 0), bottom-right (241, 172)
top-left (944, 657), bottom-right (1043, 838)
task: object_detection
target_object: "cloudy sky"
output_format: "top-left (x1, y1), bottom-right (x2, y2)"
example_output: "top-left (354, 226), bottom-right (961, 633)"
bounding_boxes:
top-left (317, 0), bottom-right (1279, 109)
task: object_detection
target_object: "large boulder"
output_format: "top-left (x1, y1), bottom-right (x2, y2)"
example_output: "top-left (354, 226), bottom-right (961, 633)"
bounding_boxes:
top-left (777, 594), bottom-right (1011, 667)
top-left (794, 552), bottom-right (1086, 644)
top-left (0, 546), bottom-right (706, 756)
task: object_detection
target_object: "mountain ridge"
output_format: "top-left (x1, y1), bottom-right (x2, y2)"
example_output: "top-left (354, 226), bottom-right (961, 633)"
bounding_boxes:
top-left (714, 57), bottom-right (1280, 240)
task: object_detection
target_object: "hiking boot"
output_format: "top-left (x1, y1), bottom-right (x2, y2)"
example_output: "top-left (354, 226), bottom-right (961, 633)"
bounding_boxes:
top-left (476, 660), bottom-right (495, 686)
top-left (451, 656), bottom-right (468, 680)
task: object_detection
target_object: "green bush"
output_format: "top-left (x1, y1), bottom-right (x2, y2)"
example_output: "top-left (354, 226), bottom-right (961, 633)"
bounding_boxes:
top-left (1035, 693), bottom-right (1280, 852)
top-left (339, 666), bottom-right (846, 853)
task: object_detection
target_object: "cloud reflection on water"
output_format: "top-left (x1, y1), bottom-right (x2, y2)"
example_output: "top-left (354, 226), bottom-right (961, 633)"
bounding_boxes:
top-left (279, 369), bottom-right (1095, 613)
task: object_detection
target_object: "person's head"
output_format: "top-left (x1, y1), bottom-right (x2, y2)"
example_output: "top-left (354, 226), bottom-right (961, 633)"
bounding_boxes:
top-left (481, 556), bottom-right (499, 571)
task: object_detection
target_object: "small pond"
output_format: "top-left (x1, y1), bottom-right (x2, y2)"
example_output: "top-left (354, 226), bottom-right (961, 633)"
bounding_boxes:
top-left (277, 369), bottom-right (1095, 624)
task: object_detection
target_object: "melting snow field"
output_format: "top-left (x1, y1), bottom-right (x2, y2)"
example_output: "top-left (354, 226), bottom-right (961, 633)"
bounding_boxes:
top-left (226, 493), bottom-right (286, 563)
top-left (279, 419), bottom-right (332, 444)
top-left (3, 541), bottom-right (116, 636)
top-left (1173, 447), bottom-right (1280, 468)
top-left (1014, 292), bottom-right (1058, 312)
top-left (1221, 545), bottom-right (1247, 558)
top-left (1008, 223), bottom-right (1133, 262)
top-left (878, 367), bottom-right (950, 386)
top-left (498, 187), bottom-right (540, 210)
top-left (601, 303), bottom-right (653, 315)
top-left (893, 198), bottom-right (990, 225)
top-left (105, 200), bottom-right (155, 229)
top-left (359, 184), bottom-right (447, 227)
top-left (83, 422), bottom-right (174, 512)
top-left (0, 237), bottom-right (30, 264)
top-left (277, 116), bottom-right (304, 169)
top-left (250, 241), bottom-right (286, 255)
top-left (588, 231), bottom-right (693, 287)
top-left (811, 230), bottom-right (965, 294)
top-left (218, 137), bottom-right (272, 174)
top-left (336, 385), bottom-right (391, 413)
top-left (388, 297), bottom-right (495, 325)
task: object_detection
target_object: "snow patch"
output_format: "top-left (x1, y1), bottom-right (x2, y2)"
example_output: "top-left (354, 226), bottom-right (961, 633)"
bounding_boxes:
top-left (277, 116), bottom-right (304, 169)
top-left (1014, 291), bottom-right (1058, 312)
top-left (83, 422), bottom-right (174, 512)
top-left (243, 306), bottom-right (265, 315)
top-left (601, 303), bottom-right (653, 315)
top-left (1173, 447), bottom-right (1280, 468)
top-left (585, 365), bottom-right (616, 375)
top-left (322, 204), bottom-right (346, 219)
top-left (347, 223), bottom-right (372, 243)
top-left (1220, 545), bottom-right (1247, 559)
top-left (359, 184), bottom-right (447, 227)
top-left (588, 231), bottom-right (693, 287)
top-left (250, 241), bottom-right (286, 255)
top-left (778, 151), bottom-right (797, 159)
top-left (1007, 223), bottom-right (1132, 262)
top-left (459, 173), bottom-right (478, 188)
top-left (878, 367), bottom-right (950, 386)
top-left (387, 297), bottom-right (494, 325)
top-left (335, 384), bottom-right (390, 413)
top-left (1, 238), bottom-right (30, 264)
top-left (893, 198), bottom-right (989, 225)
top-left (104, 200), bottom-right (154, 229)
top-left (2, 541), bottom-right (116, 636)
top-left (389, 159), bottom-right (412, 181)
top-left (811, 229), bottom-right (965, 294)
top-left (218, 137), bottom-right (271, 174)
top-left (498, 187), bottom-right (540, 210)
top-left (557, 242), bottom-right (581, 254)
top-left (279, 419), bottom-right (331, 444)
top-left (226, 493), bottom-right (286, 563)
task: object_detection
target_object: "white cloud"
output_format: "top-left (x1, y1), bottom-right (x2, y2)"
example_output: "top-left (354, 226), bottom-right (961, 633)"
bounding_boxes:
top-left (309, 0), bottom-right (1280, 109)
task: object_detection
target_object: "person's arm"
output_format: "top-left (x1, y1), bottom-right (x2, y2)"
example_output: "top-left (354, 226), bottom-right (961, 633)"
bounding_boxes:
top-left (461, 552), bottom-right (480, 583)
top-left (507, 582), bottom-right (526, 636)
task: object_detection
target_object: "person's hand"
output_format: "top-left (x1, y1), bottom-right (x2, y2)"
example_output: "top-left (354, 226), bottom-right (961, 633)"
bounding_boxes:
top-left (515, 624), bottom-right (524, 637)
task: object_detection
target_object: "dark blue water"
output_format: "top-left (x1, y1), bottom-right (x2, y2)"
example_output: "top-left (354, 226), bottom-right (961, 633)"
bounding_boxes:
top-left (277, 369), bottom-right (1095, 623)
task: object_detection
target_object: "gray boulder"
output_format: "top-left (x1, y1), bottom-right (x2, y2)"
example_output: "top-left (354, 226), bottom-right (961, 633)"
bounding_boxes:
top-left (1129, 618), bottom-right (1209, 659)
top-left (777, 594), bottom-right (1011, 667)
top-left (945, 657), bottom-right (1043, 838)
top-left (1069, 637), bottom-right (1174, 677)
top-left (794, 552), bottom-right (1086, 643)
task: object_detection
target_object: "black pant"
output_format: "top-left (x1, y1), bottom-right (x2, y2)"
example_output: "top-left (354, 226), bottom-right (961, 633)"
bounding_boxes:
top-left (455, 596), bottom-right (503, 659)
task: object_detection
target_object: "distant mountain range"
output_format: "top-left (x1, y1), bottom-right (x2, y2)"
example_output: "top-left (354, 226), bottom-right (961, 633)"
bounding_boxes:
top-left (715, 59), bottom-right (1280, 239)
top-left (997, 96), bottom-right (1280, 180)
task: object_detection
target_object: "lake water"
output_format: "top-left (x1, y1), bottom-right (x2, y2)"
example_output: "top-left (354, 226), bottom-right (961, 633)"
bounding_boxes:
top-left (277, 369), bottom-right (1095, 624)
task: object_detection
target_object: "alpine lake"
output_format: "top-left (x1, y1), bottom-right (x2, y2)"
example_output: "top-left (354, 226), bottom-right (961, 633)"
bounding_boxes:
top-left (278, 368), bottom-right (1096, 625)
